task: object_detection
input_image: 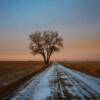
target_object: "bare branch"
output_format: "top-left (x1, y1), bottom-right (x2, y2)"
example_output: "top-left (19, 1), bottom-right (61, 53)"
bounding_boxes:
top-left (29, 30), bottom-right (63, 64)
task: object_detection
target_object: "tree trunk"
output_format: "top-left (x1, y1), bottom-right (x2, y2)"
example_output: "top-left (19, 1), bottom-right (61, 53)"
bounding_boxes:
top-left (42, 54), bottom-right (48, 65)
top-left (47, 49), bottom-right (53, 65)
top-left (46, 51), bottom-right (52, 65)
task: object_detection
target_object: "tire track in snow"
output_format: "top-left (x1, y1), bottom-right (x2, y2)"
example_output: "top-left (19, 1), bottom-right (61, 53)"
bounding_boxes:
top-left (56, 66), bottom-right (99, 99)
top-left (11, 63), bottom-right (100, 100)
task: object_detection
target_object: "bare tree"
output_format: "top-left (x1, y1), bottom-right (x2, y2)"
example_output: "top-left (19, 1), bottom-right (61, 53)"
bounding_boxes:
top-left (29, 31), bottom-right (63, 65)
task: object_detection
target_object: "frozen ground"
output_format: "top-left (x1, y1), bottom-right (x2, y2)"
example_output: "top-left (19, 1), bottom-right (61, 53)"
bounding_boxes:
top-left (11, 63), bottom-right (100, 100)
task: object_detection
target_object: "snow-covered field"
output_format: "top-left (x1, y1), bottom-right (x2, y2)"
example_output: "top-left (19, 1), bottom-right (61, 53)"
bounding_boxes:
top-left (11, 63), bottom-right (100, 100)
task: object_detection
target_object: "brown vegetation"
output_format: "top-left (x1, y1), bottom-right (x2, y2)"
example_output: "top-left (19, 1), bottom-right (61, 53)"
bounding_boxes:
top-left (0, 61), bottom-right (99, 99)
top-left (0, 61), bottom-right (47, 100)
top-left (62, 62), bottom-right (100, 78)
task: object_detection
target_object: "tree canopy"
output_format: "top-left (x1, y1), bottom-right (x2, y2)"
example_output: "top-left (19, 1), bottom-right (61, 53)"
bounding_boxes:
top-left (29, 31), bottom-right (63, 64)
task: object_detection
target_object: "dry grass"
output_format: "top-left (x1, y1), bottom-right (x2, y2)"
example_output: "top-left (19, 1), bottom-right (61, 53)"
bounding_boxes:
top-left (0, 61), bottom-right (100, 99)
top-left (0, 61), bottom-right (46, 87)
top-left (0, 61), bottom-right (47, 100)
top-left (61, 62), bottom-right (100, 78)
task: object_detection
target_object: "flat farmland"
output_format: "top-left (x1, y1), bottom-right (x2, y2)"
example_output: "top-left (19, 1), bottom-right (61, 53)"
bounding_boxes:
top-left (0, 61), bottom-right (46, 99)
top-left (62, 62), bottom-right (100, 78)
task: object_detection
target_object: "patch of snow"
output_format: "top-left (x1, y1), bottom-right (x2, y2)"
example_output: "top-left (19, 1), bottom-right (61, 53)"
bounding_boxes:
top-left (11, 63), bottom-right (100, 100)
top-left (58, 64), bottom-right (100, 94)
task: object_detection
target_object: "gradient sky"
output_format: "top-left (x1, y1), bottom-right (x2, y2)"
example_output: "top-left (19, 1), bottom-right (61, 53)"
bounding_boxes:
top-left (0, 0), bottom-right (100, 61)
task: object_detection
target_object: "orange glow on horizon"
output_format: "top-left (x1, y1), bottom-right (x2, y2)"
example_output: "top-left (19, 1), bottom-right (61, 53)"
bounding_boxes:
top-left (0, 39), bottom-right (100, 61)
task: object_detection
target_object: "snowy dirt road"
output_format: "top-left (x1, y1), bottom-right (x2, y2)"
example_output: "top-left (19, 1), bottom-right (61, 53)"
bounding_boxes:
top-left (11, 63), bottom-right (100, 100)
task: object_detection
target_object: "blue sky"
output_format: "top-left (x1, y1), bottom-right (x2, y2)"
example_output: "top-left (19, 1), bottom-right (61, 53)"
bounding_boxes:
top-left (0, 0), bottom-right (100, 61)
